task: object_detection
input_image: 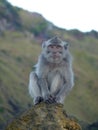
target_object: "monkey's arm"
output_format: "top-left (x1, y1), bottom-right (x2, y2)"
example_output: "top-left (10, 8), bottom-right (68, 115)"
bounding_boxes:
top-left (38, 78), bottom-right (50, 96)
top-left (38, 78), bottom-right (56, 103)
top-left (29, 72), bottom-right (44, 105)
top-left (56, 81), bottom-right (74, 103)
top-left (55, 67), bottom-right (74, 103)
top-left (36, 56), bottom-right (51, 101)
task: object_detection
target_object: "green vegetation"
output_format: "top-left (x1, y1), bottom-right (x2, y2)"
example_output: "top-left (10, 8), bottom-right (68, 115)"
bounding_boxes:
top-left (0, 0), bottom-right (98, 129)
top-left (0, 0), bottom-right (22, 30)
top-left (0, 31), bottom-right (41, 129)
top-left (19, 10), bottom-right (48, 36)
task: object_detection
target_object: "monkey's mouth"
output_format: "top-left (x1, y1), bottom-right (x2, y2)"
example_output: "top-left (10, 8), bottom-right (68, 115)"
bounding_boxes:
top-left (52, 55), bottom-right (60, 59)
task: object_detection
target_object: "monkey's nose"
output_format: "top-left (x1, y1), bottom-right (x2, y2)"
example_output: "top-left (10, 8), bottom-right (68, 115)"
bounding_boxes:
top-left (53, 52), bottom-right (57, 54)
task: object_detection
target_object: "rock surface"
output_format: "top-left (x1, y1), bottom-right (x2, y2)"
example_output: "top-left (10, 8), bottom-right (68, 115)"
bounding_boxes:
top-left (6, 103), bottom-right (81, 130)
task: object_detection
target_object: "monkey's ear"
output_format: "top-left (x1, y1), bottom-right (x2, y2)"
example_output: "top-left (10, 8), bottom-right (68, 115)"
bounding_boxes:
top-left (42, 42), bottom-right (46, 48)
top-left (64, 42), bottom-right (69, 50)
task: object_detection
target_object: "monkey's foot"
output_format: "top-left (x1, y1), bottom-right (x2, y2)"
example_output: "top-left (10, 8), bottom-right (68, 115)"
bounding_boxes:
top-left (54, 96), bottom-right (62, 104)
top-left (45, 95), bottom-right (56, 104)
top-left (34, 96), bottom-right (44, 105)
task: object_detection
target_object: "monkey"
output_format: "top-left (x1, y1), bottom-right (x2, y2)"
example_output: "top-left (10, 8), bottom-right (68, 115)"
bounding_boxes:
top-left (29, 36), bottom-right (74, 105)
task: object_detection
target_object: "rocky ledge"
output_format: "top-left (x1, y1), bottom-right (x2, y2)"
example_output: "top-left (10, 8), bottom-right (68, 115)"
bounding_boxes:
top-left (6, 103), bottom-right (81, 130)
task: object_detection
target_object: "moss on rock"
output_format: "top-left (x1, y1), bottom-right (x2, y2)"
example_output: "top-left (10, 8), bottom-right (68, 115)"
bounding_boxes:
top-left (6, 103), bottom-right (81, 130)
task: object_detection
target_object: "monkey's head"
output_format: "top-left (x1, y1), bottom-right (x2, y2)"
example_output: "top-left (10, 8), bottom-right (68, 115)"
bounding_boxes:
top-left (42, 36), bottom-right (69, 63)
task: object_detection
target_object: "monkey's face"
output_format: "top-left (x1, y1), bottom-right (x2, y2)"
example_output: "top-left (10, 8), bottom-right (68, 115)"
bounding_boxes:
top-left (43, 44), bottom-right (66, 63)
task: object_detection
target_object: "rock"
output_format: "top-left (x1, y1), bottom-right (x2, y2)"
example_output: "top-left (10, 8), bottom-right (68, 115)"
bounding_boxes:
top-left (88, 121), bottom-right (98, 130)
top-left (6, 103), bottom-right (81, 130)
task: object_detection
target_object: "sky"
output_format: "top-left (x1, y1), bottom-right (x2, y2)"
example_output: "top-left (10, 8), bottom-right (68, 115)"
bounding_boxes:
top-left (8, 0), bottom-right (98, 32)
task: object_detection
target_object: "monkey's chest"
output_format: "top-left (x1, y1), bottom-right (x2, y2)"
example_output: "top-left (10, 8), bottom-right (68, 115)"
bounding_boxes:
top-left (46, 69), bottom-right (65, 94)
top-left (47, 69), bottom-right (64, 86)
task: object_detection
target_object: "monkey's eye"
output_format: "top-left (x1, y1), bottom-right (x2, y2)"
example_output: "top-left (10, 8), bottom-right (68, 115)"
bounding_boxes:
top-left (56, 45), bottom-right (62, 49)
top-left (48, 45), bottom-right (54, 49)
top-left (50, 45), bottom-right (54, 48)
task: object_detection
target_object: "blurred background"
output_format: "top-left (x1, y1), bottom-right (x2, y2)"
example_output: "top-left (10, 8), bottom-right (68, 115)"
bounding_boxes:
top-left (0, 0), bottom-right (98, 129)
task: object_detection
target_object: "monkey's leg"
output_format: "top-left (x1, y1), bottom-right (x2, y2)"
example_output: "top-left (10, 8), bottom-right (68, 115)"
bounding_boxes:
top-left (29, 72), bottom-right (43, 105)
top-left (50, 73), bottom-right (61, 94)
top-left (38, 78), bottom-right (51, 103)
top-left (55, 81), bottom-right (74, 104)
top-left (55, 68), bottom-right (74, 104)
top-left (46, 72), bottom-right (61, 104)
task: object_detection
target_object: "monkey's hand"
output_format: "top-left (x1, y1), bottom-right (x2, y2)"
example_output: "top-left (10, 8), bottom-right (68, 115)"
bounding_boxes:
top-left (34, 96), bottom-right (44, 105)
top-left (44, 94), bottom-right (56, 104)
top-left (55, 96), bottom-right (62, 104)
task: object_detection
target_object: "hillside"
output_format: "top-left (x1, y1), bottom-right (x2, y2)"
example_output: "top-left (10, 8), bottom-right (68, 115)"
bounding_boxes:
top-left (0, 0), bottom-right (98, 129)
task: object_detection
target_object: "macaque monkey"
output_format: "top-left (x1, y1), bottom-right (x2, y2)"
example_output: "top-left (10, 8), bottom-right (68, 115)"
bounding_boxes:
top-left (29, 36), bottom-right (74, 105)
